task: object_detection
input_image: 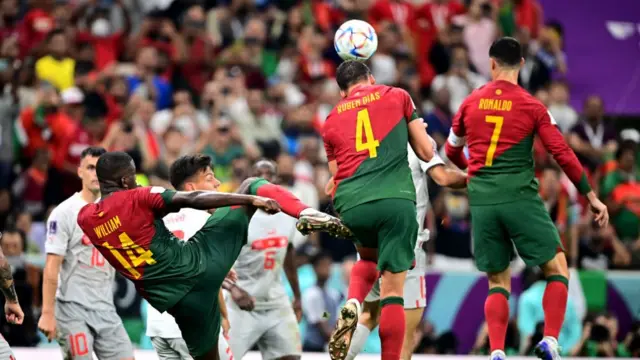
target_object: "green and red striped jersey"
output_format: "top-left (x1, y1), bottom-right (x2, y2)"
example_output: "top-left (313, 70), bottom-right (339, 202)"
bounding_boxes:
top-left (323, 84), bottom-right (419, 213)
top-left (445, 80), bottom-right (591, 205)
top-left (77, 186), bottom-right (204, 313)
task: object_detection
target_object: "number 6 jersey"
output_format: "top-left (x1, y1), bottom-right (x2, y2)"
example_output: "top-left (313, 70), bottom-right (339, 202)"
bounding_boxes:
top-left (322, 84), bottom-right (420, 213)
top-left (77, 186), bottom-right (205, 313)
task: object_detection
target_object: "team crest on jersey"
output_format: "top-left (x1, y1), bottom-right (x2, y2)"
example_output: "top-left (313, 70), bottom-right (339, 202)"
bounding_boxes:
top-left (48, 221), bottom-right (57, 234)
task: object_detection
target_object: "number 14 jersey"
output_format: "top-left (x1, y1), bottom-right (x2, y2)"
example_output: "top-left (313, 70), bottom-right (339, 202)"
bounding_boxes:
top-left (323, 84), bottom-right (419, 213)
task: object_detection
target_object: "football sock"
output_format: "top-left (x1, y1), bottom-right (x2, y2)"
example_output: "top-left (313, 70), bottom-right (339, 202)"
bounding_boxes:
top-left (255, 183), bottom-right (308, 218)
top-left (348, 260), bottom-right (379, 304)
top-left (346, 324), bottom-right (371, 360)
top-left (485, 287), bottom-right (510, 352)
top-left (543, 275), bottom-right (569, 339)
top-left (380, 296), bottom-right (405, 360)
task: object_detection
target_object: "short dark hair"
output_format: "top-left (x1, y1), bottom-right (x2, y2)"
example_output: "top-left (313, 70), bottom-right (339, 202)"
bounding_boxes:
top-left (336, 61), bottom-right (371, 91)
top-left (1, 226), bottom-right (26, 251)
top-left (80, 146), bottom-right (106, 160)
top-left (488, 37), bottom-right (522, 67)
top-left (616, 140), bottom-right (637, 160)
top-left (96, 151), bottom-right (134, 183)
top-left (169, 154), bottom-right (213, 190)
top-left (47, 29), bottom-right (66, 43)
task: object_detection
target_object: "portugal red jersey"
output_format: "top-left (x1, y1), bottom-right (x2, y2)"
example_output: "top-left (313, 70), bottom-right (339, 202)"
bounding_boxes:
top-left (445, 80), bottom-right (591, 205)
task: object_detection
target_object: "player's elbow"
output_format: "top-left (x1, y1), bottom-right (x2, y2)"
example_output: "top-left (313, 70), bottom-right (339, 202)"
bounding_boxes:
top-left (237, 177), bottom-right (260, 195)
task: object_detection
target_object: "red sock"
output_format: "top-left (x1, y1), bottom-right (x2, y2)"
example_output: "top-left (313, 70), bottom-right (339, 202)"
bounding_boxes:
top-left (543, 275), bottom-right (569, 339)
top-left (380, 297), bottom-right (405, 360)
top-left (255, 183), bottom-right (308, 218)
top-left (485, 288), bottom-right (510, 352)
top-left (348, 260), bottom-right (379, 304)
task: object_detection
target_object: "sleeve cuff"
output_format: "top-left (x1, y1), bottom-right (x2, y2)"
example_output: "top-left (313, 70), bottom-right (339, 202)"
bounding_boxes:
top-left (161, 189), bottom-right (177, 205)
top-left (249, 178), bottom-right (270, 195)
top-left (577, 173), bottom-right (592, 195)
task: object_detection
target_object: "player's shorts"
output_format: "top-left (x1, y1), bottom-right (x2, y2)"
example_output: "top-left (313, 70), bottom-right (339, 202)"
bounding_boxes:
top-left (55, 301), bottom-right (134, 360)
top-left (470, 197), bottom-right (562, 273)
top-left (169, 207), bottom-right (249, 358)
top-left (0, 333), bottom-right (15, 360)
top-left (227, 303), bottom-right (301, 360)
top-left (151, 337), bottom-right (193, 360)
top-left (340, 198), bottom-right (418, 273)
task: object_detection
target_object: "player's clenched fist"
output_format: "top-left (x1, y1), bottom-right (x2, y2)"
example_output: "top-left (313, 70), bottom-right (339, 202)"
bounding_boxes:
top-left (5, 301), bottom-right (23, 326)
top-left (37, 312), bottom-right (56, 342)
top-left (251, 196), bottom-right (281, 214)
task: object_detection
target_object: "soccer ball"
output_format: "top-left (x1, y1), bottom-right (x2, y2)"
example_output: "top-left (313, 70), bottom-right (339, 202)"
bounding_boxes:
top-left (334, 20), bottom-right (378, 62)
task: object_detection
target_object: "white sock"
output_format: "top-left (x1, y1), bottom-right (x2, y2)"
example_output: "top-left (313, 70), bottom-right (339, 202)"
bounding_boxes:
top-left (346, 324), bottom-right (371, 360)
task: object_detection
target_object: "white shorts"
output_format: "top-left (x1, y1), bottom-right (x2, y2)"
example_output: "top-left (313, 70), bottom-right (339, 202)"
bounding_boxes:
top-left (364, 265), bottom-right (427, 309)
top-left (227, 303), bottom-right (301, 360)
top-left (0, 334), bottom-right (14, 360)
top-left (56, 301), bottom-right (134, 360)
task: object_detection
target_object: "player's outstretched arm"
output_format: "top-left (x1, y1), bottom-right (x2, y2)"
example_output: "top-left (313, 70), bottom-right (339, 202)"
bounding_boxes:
top-left (536, 110), bottom-right (609, 227)
top-left (408, 120), bottom-right (435, 162)
top-left (428, 165), bottom-right (467, 189)
top-left (237, 177), bottom-right (310, 218)
top-left (0, 235), bottom-right (23, 325)
top-left (171, 191), bottom-right (281, 214)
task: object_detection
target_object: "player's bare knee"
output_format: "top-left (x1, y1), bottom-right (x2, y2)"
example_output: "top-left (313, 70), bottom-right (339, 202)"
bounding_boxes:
top-left (486, 268), bottom-right (511, 292)
top-left (541, 252), bottom-right (569, 278)
top-left (379, 271), bottom-right (407, 298)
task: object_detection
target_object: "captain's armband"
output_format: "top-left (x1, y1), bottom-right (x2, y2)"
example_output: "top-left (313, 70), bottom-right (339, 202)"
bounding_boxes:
top-left (447, 129), bottom-right (466, 148)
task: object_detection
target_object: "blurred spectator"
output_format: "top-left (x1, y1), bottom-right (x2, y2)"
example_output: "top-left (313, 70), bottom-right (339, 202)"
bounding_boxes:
top-left (35, 30), bottom-right (75, 91)
top-left (302, 252), bottom-right (341, 352)
top-left (457, 0), bottom-right (496, 78)
top-left (568, 95), bottom-right (618, 174)
top-left (12, 148), bottom-right (48, 218)
top-left (127, 46), bottom-right (173, 110)
top-left (471, 321), bottom-right (519, 356)
top-left (0, 228), bottom-right (39, 346)
top-left (518, 268), bottom-right (582, 354)
top-left (0, 0), bottom-right (19, 41)
top-left (198, 118), bottom-right (244, 185)
top-left (150, 88), bottom-right (208, 147)
top-left (370, 23), bottom-right (402, 85)
top-left (518, 22), bottom-right (567, 94)
top-left (428, 24), bottom-right (465, 76)
top-left (548, 81), bottom-right (578, 133)
top-left (18, 0), bottom-right (54, 58)
top-left (228, 83), bottom-right (283, 160)
top-left (218, 156), bottom-right (251, 193)
top-left (600, 141), bottom-right (640, 267)
top-left (430, 188), bottom-right (474, 271)
top-left (571, 313), bottom-right (630, 357)
top-left (425, 87), bottom-right (452, 147)
top-left (177, 5), bottom-right (215, 96)
top-left (152, 126), bottom-right (186, 186)
top-left (0, 55), bottom-right (19, 188)
top-left (579, 223), bottom-right (631, 270)
top-left (431, 44), bottom-right (486, 114)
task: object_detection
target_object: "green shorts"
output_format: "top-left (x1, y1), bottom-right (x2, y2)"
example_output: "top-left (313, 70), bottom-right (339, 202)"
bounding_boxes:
top-left (470, 197), bottom-right (562, 273)
top-left (170, 207), bottom-right (248, 357)
top-left (340, 198), bottom-right (418, 273)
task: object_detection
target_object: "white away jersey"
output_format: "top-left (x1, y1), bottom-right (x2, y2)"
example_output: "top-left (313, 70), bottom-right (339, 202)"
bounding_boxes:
top-left (146, 208), bottom-right (210, 338)
top-left (46, 193), bottom-right (116, 310)
top-left (233, 210), bottom-right (297, 311)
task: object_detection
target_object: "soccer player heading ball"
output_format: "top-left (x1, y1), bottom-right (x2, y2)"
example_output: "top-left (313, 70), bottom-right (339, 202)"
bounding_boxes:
top-left (445, 37), bottom-right (609, 360)
top-left (322, 60), bottom-right (436, 360)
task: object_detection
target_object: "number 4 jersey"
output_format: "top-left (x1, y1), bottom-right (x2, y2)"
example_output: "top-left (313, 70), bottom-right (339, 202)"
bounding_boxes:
top-left (77, 186), bottom-right (203, 313)
top-left (323, 84), bottom-right (419, 213)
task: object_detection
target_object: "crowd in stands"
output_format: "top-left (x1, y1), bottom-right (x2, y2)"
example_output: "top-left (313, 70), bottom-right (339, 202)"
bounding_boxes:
top-left (0, 0), bottom-right (638, 356)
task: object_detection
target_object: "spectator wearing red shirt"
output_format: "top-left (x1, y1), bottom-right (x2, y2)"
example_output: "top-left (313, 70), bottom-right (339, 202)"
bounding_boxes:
top-left (178, 5), bottom-right (215, 95)
top-left (514, 0), bottom-right (543, 39)
top-left (73, 0), bottom-right (131, 71)
top-left (18, 0), bottom-right (55, 58)
top-left (15, 84), bottom-right (75, 171)
top-left (131, 16), bottom-right (187, 81)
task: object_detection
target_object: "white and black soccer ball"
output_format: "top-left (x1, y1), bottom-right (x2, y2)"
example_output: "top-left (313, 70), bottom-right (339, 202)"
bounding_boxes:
top-left (334, 19), bottom-right (378, 62)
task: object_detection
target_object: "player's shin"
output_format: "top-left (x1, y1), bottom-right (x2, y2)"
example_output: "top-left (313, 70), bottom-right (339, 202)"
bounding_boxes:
top-left (379, 296), bottom-right (405, 360)
top-left (484, 287), bottom-right (510, 352)
top-left (542, 275), bottom-right (568, 340)
top-left (345, 324), bottom-right (371, 360)
top-left (348, 260), bottom-right (379, 304)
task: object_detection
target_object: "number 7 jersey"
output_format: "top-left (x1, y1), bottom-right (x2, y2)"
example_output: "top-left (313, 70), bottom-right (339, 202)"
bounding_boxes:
top-left (323, 84), bottom-right (419, 213)
top-left (447, 80), bottom-right (591, 205)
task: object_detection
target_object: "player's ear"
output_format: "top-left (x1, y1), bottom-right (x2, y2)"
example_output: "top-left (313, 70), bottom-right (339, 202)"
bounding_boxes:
top-left (120, 176), bottom-right (129, 189)
top-left (339, 90), bottom-right (346, 98)
top-left (519, 57), bottom-right (525, 68)
top-left (490, 58), bottom-right (496, 72)
top-left (369, 74), bottom-right (376, 85)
